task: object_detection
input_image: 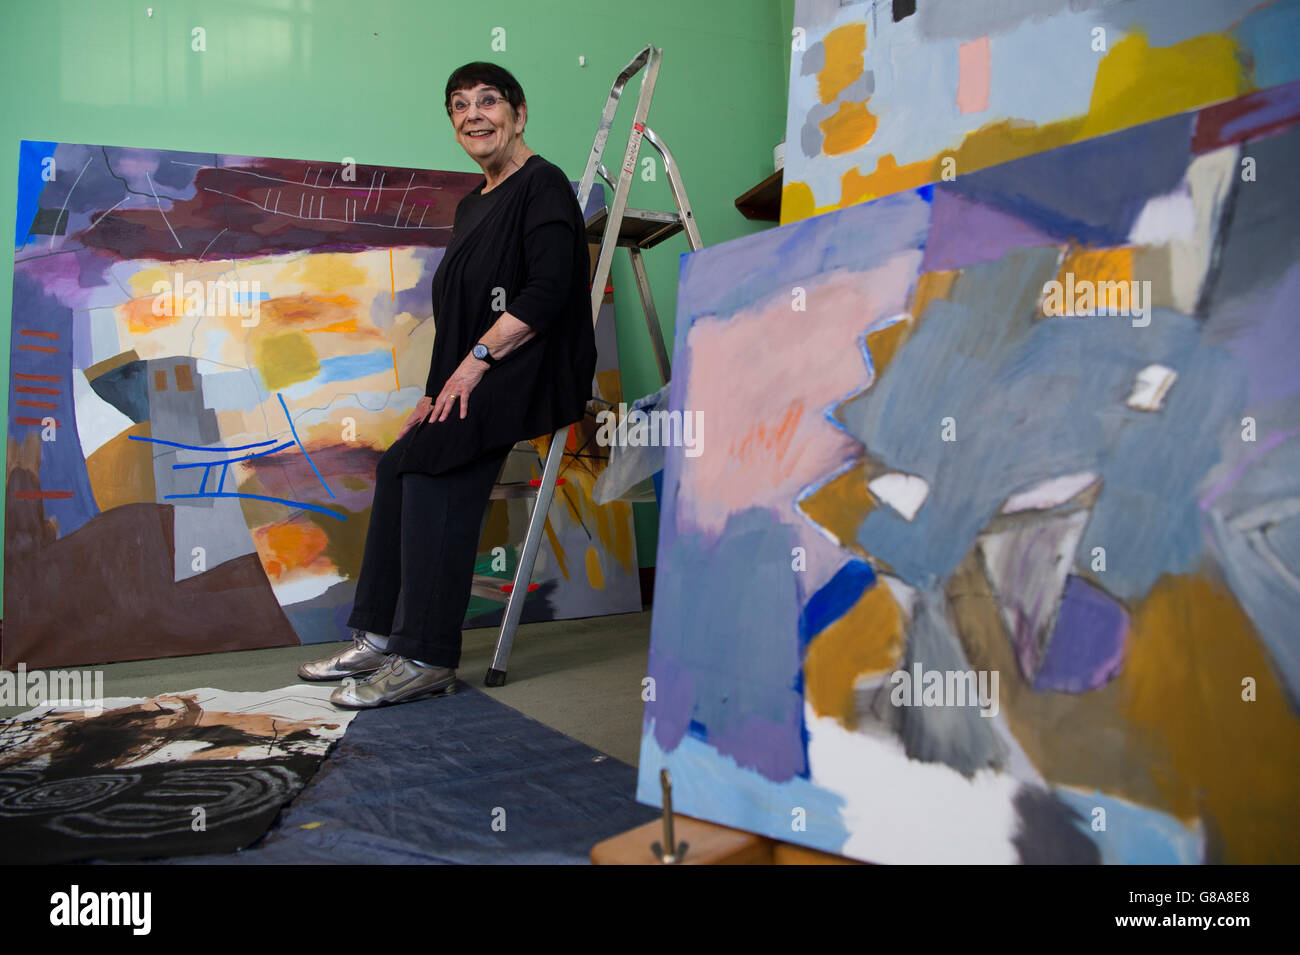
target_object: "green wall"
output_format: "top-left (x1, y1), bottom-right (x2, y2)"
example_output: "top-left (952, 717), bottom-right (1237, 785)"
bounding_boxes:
top-left (0, 0), bottom-right (791, 596)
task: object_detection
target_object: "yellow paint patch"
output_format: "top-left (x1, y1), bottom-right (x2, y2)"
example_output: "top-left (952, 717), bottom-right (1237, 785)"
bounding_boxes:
top-left (1117, 574), bottom-right (1300, 863)
top-left (865, 317), bottom-right (912, 378)
top-left (818, 23), bottom-right (866, 104)
top-left (275, 253), bottom-right (369, 294)
top-left (796, 461), bottom-right (875, 558)
top-left (780, 180), bottom-right (817, 225)
top-left (596, 369), bottom-right (623, 406)
top-left (610, 501), bottom-right (635, 572)
top-left (543, 517), bottom-right (568, 580)
top-left (907, 269), bottom-right (960, 323)
top-left (1079, 31), bottom-right (1247, 140)
top-left (86, 421), bottom-right (155, 510)
top-left (820, 101), bottom-right (879, 156)
top-left (804, 582), bottom-right (903, 727)
top-left (585, 546), bottom-right (605, 590)
top-left (254, 331), bottom-right (320, 391)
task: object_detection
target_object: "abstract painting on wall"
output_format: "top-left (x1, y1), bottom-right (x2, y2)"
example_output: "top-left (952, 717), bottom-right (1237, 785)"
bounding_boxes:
top-left (783, 0), bottom-right (1300, 222)
top-left (5, 142), bottom-right (639, 669)
top-left (640, 81), bottom-right (1300, 863)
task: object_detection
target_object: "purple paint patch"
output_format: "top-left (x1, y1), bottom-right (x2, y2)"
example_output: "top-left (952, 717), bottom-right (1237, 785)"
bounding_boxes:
top-left (1209, 262), bottom-right (1300, 407)
top-left (919, 188), bottom-right (1059, 274)
top-left (1033, 576), bottom-right (1129, 694)
top-left (647, 650), bottom-right (697, 755)
top-left (708, 710), bottom-right (808, 781)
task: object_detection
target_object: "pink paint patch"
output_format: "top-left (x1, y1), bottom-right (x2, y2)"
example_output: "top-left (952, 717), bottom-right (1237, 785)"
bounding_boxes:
top-left (677, 253), bottom-right (920, 549)
top-left (957, 36), bottom-right (991, 115)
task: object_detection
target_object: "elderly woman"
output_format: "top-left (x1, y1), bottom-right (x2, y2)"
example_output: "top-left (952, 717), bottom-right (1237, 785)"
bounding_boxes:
top-left (298, 62), bottom-right (595, 707)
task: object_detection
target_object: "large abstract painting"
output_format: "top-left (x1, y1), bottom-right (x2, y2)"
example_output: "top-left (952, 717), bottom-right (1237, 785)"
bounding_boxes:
top-left (783, 0), bottom-right (1300, 222)
top-left (640, 81), bottom-right (1300, 863)
top-left (5, 142), bottom-right (639, 669)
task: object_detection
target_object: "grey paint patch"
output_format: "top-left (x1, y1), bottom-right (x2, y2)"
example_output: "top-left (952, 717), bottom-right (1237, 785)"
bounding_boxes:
top-left (915, 0), bottom-right (1117, 42)
top-left (1204, 128), bottom-right (1300, 312)
top-left (839, 70), bottom-right (875, 102)
top-left (889, 590), bottom-right (1007, 777)
top-left (1012, 785), bottom-right (1102, 863)
top-left (171, 495), bottom-right (258, 582)
top-left (801, 101), bottom-right (841, 158)
top-left (800, 39), bottom-right (826, 76)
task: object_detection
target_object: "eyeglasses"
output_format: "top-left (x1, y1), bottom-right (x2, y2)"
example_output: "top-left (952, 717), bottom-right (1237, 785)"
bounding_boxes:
top-left (448, 92), bottom-right (507, 115)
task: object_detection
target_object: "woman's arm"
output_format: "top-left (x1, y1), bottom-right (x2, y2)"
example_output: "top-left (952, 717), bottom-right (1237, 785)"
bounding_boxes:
top-left (427, 311), bottom-right (535, 424)
top-left (477, 310), bottom-right (536, 360)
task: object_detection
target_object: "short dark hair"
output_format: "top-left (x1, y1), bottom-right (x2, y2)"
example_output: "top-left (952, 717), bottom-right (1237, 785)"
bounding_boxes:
top-left (444, 62), bottom-right (525, 116)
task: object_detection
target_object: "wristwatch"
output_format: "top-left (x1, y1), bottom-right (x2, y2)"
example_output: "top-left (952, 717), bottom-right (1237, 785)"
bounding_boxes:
top-left (472, 342), bottom-right (497, 366)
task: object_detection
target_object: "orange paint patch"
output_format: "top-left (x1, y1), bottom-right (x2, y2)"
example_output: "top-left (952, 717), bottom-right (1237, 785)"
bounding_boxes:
top-left (1052, 246), bottom-right (1135, 315)
top-left (819, 101), bottom-right (879, 156)
top-left (817, 23), bottom-right (866, 104)
top-left (841, 153), bottom-right (939, 206)
top-left (257, 293), bottom-right (359, 330)
top-left (123, 294), bottom-right (184, 334)
top-left (173, 364), bottom-right (195, 392)
top-left (303, 318), bottom-right (360, 334)
top-left (729, 401), bottom-right (804, 478)
top-left (253, 518), bottom-right (331, 579)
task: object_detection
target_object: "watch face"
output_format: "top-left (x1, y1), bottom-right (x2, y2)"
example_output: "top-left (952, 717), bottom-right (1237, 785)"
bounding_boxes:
top-left (474, 344), bottom-right (487, 359)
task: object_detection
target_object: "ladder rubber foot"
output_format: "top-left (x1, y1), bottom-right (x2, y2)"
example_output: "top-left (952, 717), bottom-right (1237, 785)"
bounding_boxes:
top-left (484, 668), bottom-right (508, 687)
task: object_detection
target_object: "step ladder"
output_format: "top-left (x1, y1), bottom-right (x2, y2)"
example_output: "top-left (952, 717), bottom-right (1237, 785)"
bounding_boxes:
top-left (480, 43), bottom-right (704, 687)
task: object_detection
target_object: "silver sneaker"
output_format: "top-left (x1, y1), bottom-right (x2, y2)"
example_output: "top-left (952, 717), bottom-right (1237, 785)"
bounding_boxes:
top-left (297, 630), bottom-right (389, 682)
top-left (329, 655), bottom-right (457, 709)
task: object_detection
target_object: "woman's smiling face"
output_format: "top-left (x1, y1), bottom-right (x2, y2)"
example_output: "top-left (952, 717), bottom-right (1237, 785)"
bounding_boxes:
top-left (449, 83), bottom-right (526, 167)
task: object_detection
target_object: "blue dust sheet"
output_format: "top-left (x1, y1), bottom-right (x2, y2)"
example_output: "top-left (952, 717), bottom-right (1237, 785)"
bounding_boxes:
top-left (152, 684), bottom-right (656, 865)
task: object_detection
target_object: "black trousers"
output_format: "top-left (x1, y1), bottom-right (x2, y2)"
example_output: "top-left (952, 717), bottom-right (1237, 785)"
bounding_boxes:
top-left (347, 433), bottom-right (511, 668)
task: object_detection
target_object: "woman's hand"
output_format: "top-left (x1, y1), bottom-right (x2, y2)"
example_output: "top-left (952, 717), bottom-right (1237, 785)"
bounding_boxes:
top-left (398, 395), bottom-right (434, 438)
top-left (432, 354), bottom-right (487, 422)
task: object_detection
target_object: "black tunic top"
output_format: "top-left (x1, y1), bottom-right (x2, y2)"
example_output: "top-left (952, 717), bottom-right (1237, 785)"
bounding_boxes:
top-left (395, 154), bottom-right (596, 477)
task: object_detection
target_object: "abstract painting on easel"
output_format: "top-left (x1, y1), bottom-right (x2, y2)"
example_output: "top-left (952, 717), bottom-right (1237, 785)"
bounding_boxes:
top-left (5, 142), bottom-right (639, 670)
top-left (640, 83), bottom-right (1300, 863)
